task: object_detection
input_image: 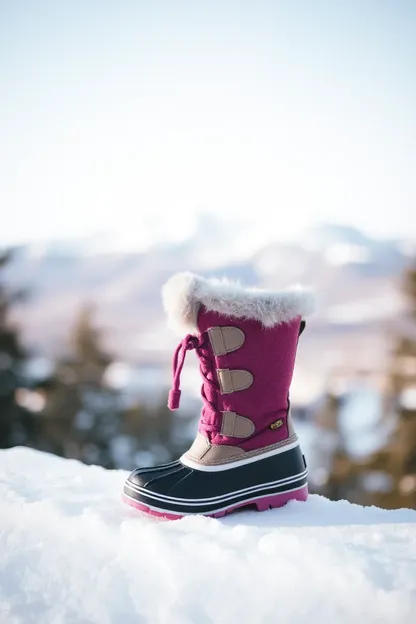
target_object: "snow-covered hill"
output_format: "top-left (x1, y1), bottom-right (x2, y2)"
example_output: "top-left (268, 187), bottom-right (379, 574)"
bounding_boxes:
top-left (5, 220), bottom-right (411, 362)
top-left (1, 448), bottom-right (415, 623)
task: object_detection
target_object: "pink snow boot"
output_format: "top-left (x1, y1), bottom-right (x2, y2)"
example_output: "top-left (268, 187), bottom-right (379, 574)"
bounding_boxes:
top-left (123, 272), bottom-right (315, 519)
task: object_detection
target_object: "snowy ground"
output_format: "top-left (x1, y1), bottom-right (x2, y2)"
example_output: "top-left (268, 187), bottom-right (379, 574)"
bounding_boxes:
top-left (1, 447), bottom-right (416, 624)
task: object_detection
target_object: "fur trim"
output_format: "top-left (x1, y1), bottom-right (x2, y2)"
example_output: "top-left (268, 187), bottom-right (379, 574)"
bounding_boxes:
top-left (162, 271), bottom-right (315, 335)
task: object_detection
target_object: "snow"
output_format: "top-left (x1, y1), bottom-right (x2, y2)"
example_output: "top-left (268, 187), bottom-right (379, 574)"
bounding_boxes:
top-left (1, 448), bottom-right (416, 624)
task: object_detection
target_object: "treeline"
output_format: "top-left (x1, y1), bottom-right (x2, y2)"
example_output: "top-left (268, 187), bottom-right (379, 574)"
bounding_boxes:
top-left (1, 248), bottom-right (416, 509)
top-left (312, 264), bottom-right (416, 510)
top-left (0, 250), bottom-right (193, 470)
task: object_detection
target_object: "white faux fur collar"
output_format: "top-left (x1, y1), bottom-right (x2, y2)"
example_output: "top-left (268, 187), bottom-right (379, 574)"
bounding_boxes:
top-left (162, 271), bottom-right (315, 335)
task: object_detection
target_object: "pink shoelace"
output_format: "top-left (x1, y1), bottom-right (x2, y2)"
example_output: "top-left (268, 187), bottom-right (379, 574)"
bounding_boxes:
top-left (168, 334), bottom-right (218, 422)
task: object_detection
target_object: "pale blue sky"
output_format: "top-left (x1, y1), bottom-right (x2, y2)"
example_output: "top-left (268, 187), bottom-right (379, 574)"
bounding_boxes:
top-left (1, 0), bottom-right (415, 249)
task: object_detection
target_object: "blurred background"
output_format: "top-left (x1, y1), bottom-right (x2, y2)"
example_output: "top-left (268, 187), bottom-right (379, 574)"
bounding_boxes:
top-left (1, 0), bottom-right (415, 510)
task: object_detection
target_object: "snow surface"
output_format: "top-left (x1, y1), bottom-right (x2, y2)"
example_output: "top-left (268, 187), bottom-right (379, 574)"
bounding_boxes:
top-left (1, 448), bottom-right (416, 624)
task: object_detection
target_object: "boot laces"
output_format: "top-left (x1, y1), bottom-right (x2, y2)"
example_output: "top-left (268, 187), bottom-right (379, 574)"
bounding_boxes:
top-left (168, 334), bottom-right (218, 418)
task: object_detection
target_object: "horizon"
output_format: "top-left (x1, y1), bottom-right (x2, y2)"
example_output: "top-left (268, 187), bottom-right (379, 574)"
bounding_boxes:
top-left (4, 216), bottom-right (415, 258)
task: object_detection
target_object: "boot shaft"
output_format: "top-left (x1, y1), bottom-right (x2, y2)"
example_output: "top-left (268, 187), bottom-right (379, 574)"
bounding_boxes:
top-left (163, 272), bottom-right (314, 467)
top-left (197, 308), bottom-right (303, 448)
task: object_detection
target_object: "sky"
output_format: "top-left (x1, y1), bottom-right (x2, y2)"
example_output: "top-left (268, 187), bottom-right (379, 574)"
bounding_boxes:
top-left (1, 0), bottom-right (415, 250)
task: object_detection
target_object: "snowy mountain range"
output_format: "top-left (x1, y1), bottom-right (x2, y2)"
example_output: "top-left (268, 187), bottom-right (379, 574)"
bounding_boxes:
top-left (5, 220), bottom-right (415, 383)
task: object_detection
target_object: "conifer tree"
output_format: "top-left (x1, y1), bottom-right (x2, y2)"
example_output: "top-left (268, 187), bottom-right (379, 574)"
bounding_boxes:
top-left (385, 265), bottom-right (416, 508)
top-left (39, 302), bottom-right (119, 466)
top-left (0, 249), bottom-right (35, 448)
top-left (361, 263), bottom-right (416, 509)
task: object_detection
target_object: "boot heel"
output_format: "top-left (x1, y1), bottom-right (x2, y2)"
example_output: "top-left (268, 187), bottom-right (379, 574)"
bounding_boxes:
top-left (255, 485), bottom-right (308, 512)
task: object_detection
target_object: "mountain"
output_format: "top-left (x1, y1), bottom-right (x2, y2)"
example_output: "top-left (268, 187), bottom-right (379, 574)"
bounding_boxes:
top-left (4, 220), bottom-right (414, 398)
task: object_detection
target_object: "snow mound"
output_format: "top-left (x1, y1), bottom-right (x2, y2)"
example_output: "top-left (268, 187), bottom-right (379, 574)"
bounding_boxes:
top-left (1, 448), bottom-right (416, 624)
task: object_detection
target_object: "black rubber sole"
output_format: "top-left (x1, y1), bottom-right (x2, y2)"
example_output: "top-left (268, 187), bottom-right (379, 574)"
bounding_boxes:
top-left (123, 444), bottom-right (308, 517)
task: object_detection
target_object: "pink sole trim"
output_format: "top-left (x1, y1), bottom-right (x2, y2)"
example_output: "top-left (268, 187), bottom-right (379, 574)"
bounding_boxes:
top-left (122, 485), bottom-right (308, 520)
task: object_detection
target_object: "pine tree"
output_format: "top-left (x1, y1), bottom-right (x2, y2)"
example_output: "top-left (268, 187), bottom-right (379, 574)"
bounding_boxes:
top-left (385, 265), bottom-right (416, 507)
top-left (362, 263), bottom-right (416, 509)
top-left (71, 303), bottom-right (112, 382)
top-left (39, 302), bottom-right (120, 467)
top-left (0, 249), bottom-right (36, 448)
top-left (312, 388), bottom-right (355, 501)
top-left (120, 397), bottom-right (195, 469)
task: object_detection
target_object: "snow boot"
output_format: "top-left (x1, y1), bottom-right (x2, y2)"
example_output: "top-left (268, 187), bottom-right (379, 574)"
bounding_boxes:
top-left (123, 271), bottom-right (315, 519)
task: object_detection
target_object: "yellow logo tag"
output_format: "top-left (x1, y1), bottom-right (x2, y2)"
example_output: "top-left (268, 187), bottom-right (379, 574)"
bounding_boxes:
top-left (269, 419), bottom-right (283, 430)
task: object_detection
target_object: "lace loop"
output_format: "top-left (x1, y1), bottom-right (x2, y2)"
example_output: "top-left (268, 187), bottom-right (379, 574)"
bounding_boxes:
top-left (168, 333), bottom-right (219, 418)
top-left (168, 335), bottom-right (202, 410)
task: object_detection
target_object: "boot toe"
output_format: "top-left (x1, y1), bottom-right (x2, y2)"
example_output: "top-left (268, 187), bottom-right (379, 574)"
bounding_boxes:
top-left (124, 462), bottom-right (189, 495)
top-left (125, 460), bottom-right (182, 487)
top-left (126, 468), bottom-right (149, 488)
